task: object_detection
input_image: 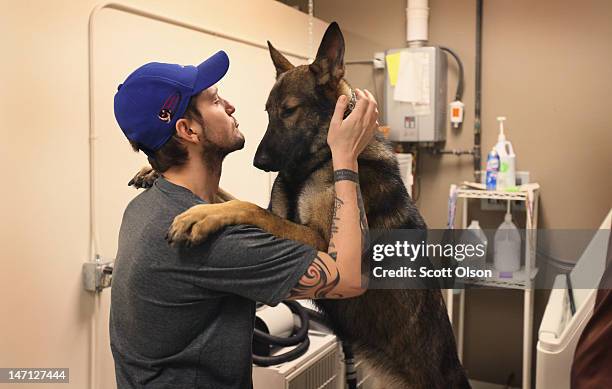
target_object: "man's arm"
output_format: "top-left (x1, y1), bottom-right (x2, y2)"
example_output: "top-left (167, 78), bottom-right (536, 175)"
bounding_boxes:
top-left (287, 89), bottom-right (377, 300)
top-left (286, 169), bottom-right (368, 299)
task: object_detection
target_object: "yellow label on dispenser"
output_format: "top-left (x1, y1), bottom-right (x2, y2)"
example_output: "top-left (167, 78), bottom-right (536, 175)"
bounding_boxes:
top-left (385, 53), bottom-right (401, 86)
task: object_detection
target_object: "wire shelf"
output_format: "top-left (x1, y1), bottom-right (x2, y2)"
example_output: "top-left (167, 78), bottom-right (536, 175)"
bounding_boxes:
top-left (459, 264), bottom-right (539, 290)
top-left (455, 183), bottom-right (539, 202)
top-left (456, 189), bottom-right (528, 201)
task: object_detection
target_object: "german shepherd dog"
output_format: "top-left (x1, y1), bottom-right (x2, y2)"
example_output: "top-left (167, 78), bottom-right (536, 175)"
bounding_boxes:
top-left (146, 22), bottom-right (468, 389)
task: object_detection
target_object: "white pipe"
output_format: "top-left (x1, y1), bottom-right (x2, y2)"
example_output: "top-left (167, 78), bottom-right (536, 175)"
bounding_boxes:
top-left (87, 6), bottom-right (99, 388)
top-left (406, 0), bottom-right (429, 47)
top-left (308, 0), bottom-right (314, 62)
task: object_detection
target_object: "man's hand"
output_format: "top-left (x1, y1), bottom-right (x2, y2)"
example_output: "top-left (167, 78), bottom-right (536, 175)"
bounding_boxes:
top-left (327, 88), bottom-right (378, 166)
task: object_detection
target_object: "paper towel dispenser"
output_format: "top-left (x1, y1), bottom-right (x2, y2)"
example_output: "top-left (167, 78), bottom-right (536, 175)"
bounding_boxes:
top-left (384, 46), bottom-right (447, 142)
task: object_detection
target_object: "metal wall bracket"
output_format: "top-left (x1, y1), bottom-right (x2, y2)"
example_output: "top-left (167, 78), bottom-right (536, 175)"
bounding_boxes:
top-left (82, 260), bottom-right (114, 292)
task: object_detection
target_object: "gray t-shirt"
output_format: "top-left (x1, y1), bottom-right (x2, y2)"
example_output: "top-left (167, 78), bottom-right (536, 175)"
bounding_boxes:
top-left (110, 177), bottom-right (316, 389)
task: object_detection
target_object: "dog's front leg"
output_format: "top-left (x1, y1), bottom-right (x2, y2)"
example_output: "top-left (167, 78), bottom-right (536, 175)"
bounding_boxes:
top-left (167, 201), bottom-right (327, 251)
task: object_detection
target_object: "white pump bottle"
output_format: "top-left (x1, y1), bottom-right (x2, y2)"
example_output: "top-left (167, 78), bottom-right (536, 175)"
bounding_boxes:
top-left (494, 117), bottom-right (516, 190)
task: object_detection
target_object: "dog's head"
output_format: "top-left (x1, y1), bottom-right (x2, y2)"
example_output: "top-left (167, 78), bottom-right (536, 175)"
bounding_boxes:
top-left (254, 22), bottom-right (351, 173)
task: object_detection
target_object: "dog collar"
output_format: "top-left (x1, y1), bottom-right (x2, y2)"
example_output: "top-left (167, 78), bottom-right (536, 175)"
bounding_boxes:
top-left (343, 89), bottom-right (357, 119)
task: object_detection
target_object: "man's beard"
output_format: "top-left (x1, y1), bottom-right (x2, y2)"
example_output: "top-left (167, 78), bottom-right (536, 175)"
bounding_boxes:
top-left (200, 127), bottom-right (245, 164)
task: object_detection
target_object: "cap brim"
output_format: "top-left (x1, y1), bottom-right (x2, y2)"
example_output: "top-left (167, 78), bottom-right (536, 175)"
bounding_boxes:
top-left (193, 50), bottom-right (229, 95)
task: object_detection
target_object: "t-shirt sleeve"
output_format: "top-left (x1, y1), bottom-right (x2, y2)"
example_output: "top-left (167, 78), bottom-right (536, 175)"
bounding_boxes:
top-left (180, 225), bottom-right (317, 306)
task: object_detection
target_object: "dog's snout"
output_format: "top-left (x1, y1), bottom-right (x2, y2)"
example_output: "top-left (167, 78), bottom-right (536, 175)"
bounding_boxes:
top-left (253, 151), bottom-right (274, 172)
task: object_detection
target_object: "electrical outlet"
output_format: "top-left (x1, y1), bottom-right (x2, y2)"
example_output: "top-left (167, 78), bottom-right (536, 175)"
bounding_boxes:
top-left (373, 52), bottom-right (385, 69)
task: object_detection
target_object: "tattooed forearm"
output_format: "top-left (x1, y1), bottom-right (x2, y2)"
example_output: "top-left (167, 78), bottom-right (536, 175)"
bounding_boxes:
top-left (330, 195), bottom-right (344, 236)
top-left (288, 254), bottom-right (342, 299)
top-left (331, 168), bottom-right (368, 255)
top-left (289, 167), bottom-right (368, 300)
top-left (357, 186), bottom-right (369, 253)
top-left (327, 195), bottom-right (344, 260)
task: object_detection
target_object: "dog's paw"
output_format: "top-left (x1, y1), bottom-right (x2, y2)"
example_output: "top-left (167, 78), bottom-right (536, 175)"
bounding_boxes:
top-left (166, 205), bottom-right (221, 247)
top-left (166, 201), bottom-right (252, 247)
top-left (128, 166), bottom-right (159, 189)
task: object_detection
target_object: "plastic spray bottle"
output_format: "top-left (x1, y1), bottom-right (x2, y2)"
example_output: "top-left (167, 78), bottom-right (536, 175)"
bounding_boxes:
top-left (485, 147), bottom-right (500, 190)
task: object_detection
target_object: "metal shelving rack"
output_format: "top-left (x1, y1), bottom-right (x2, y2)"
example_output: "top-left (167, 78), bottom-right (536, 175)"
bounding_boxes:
top-left (446, 183), bottom-right (539, 389)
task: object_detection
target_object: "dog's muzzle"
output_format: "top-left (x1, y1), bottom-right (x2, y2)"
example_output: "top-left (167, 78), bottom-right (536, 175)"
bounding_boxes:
top-left (253, 149), bottom-right (277, 172)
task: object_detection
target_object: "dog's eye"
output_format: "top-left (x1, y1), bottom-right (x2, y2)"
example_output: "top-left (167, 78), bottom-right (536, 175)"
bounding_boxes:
top-left (281, 106), bottom-right (298, 119)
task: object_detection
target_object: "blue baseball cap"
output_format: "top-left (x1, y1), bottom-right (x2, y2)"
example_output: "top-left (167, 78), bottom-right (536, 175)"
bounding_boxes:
top-left (114, 50), bottom-right (229, 156)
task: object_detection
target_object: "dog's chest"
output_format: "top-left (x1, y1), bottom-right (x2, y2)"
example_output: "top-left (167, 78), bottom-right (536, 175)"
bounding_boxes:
top-left (270, 172), bottom-right (334, 236)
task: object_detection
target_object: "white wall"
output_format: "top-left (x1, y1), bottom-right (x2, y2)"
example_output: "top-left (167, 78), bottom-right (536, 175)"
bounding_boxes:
top-left (0, 1), bottom-right (327, 388)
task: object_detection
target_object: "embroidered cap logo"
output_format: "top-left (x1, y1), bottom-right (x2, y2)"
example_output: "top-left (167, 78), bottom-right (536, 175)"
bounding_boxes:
top-left (158, 92), bottom-right (181, 123)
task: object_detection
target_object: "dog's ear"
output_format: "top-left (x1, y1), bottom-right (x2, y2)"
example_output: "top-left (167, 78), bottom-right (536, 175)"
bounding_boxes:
top-left (268, 41), bottom-right (295, 78)
top-left (309, 22), bottom-right (345, 86)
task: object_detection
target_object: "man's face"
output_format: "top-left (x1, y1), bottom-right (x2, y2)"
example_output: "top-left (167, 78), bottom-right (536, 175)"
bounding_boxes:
top-left (194, 86), bottom-right (245, 156)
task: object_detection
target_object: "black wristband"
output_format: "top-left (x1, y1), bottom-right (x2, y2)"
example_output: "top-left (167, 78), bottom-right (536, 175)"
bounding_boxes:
top-left (333, 169), bottom-right (359, 183)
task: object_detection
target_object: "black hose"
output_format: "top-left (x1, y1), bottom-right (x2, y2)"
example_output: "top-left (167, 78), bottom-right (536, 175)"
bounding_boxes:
top-left (252, 301), bottom-right (310, 367)
top-left (253, 301), bottom-right (309, 347)
top-left (302, 306), bottom-right (328, 325)
top-left (252, 337), bottom-right (310, 367)
top-left (439, 46), bottom-right (464, 101)
top-left (252, 301), bottom-right (360, 386)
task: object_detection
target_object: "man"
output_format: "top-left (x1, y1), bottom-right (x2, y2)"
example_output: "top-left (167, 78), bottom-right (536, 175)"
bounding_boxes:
top-left (110, 50), bottom-right (378, 388)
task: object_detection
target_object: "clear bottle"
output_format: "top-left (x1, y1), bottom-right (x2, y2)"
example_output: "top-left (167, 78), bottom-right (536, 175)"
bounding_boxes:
top-left (494, 212), bottom-right (521, 272)
top-left (460, 220), bottom-right (488, 268)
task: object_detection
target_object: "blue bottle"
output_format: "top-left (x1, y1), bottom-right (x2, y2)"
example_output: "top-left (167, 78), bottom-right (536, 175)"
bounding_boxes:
top-left (485, 147), bottom-right (500, 190)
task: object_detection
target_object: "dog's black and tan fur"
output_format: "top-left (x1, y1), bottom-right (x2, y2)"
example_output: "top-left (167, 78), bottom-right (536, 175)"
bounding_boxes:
top-left (151, 22), bottom-right (469, 389)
